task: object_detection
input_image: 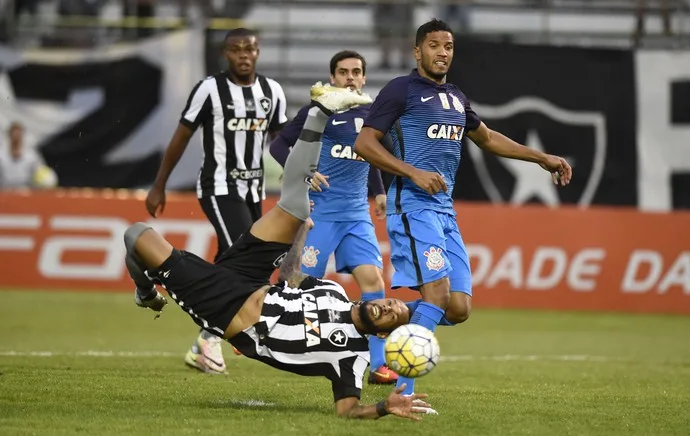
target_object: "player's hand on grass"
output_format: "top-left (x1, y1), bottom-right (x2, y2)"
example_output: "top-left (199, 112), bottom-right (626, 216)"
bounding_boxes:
top-left (374, 194), bottom-right (387, 220)
top-left (410, 169), bottom-right (447, 195)
top-left (385, 384), bottom-right (433, 421)
top-left (539, 154), bottom-right (572, 186)
top-left (146, 186), bottom-right (166, 218)
top-left (309, 172), bottom-right (330, 192)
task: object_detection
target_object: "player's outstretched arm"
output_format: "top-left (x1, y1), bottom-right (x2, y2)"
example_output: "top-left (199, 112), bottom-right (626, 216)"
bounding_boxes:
top-left (147, 79), bottom-right (212, 218)
top-left (467, 122), bottom-right (572, 186)
top-left (335, 385), bottom-right (432, 420)
top-left (146, 123), bottom-right (195, 217)
top-left (277, 218), bottom-right (313, 287)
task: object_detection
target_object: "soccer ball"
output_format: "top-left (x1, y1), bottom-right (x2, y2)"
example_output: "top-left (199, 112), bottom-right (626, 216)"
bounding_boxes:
top-left (384, 324), bottom-right (440, 378)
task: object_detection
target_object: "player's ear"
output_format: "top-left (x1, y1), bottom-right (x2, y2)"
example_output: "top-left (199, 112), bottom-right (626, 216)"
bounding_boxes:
top-left (330, 75), bottom-right (336, 86)
top-left (361, 75), bottom-right (366, 87)
top-left (414, 46), bottom-right (421, 62)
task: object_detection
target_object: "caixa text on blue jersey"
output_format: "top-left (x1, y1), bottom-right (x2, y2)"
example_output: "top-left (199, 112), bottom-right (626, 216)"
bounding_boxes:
top-left (426, 123), bottom-right (464, 141)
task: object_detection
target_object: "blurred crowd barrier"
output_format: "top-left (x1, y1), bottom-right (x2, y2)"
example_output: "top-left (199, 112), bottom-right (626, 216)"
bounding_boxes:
top-left (1, 190), bottom-right (689, 314)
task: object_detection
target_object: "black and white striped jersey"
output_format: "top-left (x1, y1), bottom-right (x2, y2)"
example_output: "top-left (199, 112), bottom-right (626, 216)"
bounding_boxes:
top-left (180, 72), bottom-right (288, 201)
top-left (231, 277), bottom-right (371, 401)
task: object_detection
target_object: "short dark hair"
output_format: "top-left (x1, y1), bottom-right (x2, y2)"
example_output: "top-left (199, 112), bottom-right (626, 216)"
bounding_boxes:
top-left (415, 19), bottom-right (453, 46)
top-left (329, 50), bottom-right (367, 76)
top-left (224, 27), bottom-right (258, 42)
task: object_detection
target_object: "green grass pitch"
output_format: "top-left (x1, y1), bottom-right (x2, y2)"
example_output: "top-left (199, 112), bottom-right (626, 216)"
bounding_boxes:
top-left (1, 290), bottom-right (689, 435)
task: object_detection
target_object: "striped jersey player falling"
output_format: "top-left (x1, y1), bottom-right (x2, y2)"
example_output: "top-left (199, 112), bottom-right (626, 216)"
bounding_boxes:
top-left (129, 83), bottom-right (435, 418)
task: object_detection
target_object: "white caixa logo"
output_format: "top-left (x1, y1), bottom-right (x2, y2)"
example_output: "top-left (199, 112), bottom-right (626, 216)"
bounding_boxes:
top-left (0, 214), bottom-right (215, 280)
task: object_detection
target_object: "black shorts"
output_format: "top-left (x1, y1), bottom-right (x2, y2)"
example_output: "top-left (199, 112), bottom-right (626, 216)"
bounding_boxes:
top-left (148, 232), bottom-right (291, 335)
top-left (198, 195), bottom-right (262, 262)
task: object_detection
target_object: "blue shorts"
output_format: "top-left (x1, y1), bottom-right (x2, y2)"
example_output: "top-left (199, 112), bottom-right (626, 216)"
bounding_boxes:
top-left (387, 209), bottom-right (472, 295)
top-left (300, 220), bottom-right (383, 278)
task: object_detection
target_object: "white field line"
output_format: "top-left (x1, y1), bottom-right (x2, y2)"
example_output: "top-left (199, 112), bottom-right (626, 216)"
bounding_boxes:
top-left (0, 350), bottom-right (618, 362)
top-left (231, 400), bottom-right (276, 408)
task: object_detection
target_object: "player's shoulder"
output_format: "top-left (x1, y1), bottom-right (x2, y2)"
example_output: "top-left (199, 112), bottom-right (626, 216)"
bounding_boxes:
top-left (312, 278), bottom-right (351, 300)
top-left (292, 103), bottom-right (312, 123)
top-left (383, 74), bottom-right (413, 91)
top-left (202, 72), bottom-right (225, 83)
top-left (333, 103), bottom-right (371, 120)
top-left (353, 102), bottom-right (372, 113)
top-left (257, 74), bottom-right (286, 93)
top-left (192, 74), bottom-right (219, 92)
top-left (445, 82), bottom-right (469, 98)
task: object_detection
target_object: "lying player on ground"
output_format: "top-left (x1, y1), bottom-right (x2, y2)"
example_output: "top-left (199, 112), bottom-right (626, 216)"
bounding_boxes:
top-left (269, 50), bottom-right (396, 385)
top-left (354, 19), bottom-right (573, 396)
top-left (125, 83), bottom-right (434, 419)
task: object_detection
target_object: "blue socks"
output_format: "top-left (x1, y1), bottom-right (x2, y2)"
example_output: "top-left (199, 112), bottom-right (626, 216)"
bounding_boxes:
top-left (406, 298), bottom-right (456, 326)
top-left (397, 301), bottom-right (445, 395)
top-left (408, 301), bottom-right (444, 333)
top-left (362, 290), bottom-right (386, 369)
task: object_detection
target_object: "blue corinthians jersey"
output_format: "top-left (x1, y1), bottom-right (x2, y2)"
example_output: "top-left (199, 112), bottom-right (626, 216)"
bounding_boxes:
top-left (363, 69), bottom-right (481, 215)
top-left (277, 103), bottom-right (374, 222)
top-left (312, 104), bottom-right (372, 221)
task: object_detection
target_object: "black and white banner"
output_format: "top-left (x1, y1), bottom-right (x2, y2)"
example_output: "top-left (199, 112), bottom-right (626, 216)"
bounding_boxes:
top-left (0, 30), bottom-right (205, 189)
top-left (447, 40), bottom-right (690, 211)
top-left (635, 52), bottom-right (690, 211)
top-left (448, 41), bottom-right (638, 208)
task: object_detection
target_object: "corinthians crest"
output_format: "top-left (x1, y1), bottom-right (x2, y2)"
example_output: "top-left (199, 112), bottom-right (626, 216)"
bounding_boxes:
top-left (302, 246), bottom-right (320, 268)
top-left (424, 247), bottom-right (445, 271)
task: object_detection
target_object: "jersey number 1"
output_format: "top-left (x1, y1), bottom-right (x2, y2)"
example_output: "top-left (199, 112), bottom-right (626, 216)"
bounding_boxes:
top-left (354, 117), bottom-right (363, 133)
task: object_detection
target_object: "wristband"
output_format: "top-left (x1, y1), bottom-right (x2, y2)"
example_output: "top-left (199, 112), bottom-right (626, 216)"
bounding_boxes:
top-left (376, 400), bottom-right (389, 417)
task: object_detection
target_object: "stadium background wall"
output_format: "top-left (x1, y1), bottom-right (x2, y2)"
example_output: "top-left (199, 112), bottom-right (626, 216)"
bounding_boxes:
top-left (2, 31), bottom-right (688, 212)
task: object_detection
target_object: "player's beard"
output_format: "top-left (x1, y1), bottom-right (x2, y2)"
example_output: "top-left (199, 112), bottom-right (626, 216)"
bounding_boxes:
top-left (421, 56), bottom-right (447, 82)
top-left (358, 302), bottom-right (394, 334)
top-left (358, 302), bottom-right (379, 333)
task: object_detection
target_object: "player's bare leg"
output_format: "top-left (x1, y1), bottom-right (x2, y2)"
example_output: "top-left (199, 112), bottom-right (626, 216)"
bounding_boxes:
top-left (352, 264), bottom-right (398, 385)
top-left (124, 224), bottom-right (172, 314)
top-left (445, 291), bottom-right (472, 324)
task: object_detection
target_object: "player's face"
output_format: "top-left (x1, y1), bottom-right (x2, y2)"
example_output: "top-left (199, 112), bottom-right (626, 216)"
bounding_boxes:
top-left (330, 58), bottom-right (366, 91)
top-left (415, 31), bottom-right (454, 82)
top-left (363, 298), bottom-right (410, 332)
top-left (9, 126), bottom-right (23, 146)
top-left (224, 35), bottom-right (259, 81)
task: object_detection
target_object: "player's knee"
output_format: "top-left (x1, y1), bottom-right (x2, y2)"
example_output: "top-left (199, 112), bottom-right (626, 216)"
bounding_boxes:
top-left (420, 277), bottom-right (451, 310)
top-left (445, 293), bottom-right (472, 324)
top-left (364, 276), bottom-right (385, 292)
top-left (124, 222), bottom-right (151, 254)
top-left (277, 188), bottom-right (310, 221)
top-left (354, 266), bottom-right (384, 291)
